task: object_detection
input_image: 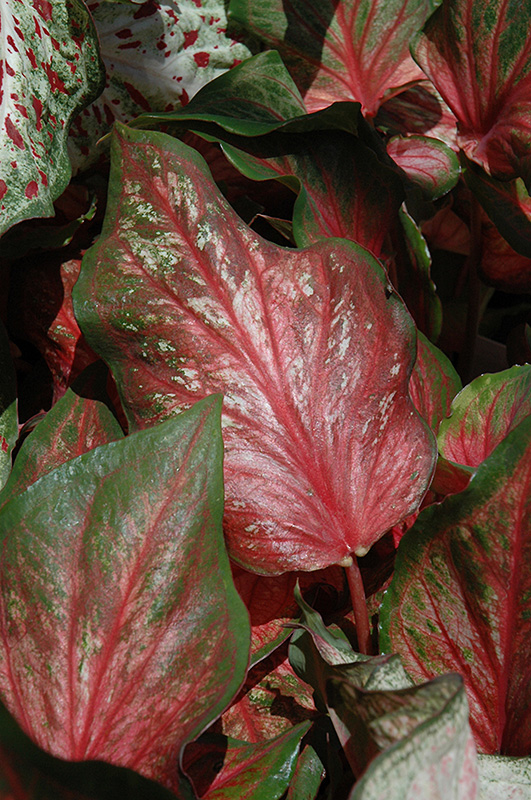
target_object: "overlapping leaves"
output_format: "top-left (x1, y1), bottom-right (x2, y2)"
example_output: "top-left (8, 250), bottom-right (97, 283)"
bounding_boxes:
top-left (74, 123), bottom-right (436, 574)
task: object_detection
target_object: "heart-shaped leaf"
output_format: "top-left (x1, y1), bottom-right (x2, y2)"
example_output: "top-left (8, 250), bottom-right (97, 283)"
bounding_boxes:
top-left (412, 0), bottom-right (531, 184)
top-left (477, 754), bottom-right (531, 799)
top-left (0, 362), bottom-right (123, 508)
top-left (220, 130), bottom-right (404, 255)
top-left (0, 395), bottom-right (250, 791)
top-left (74, 123), bottom-right (436, 574)
top-left (68, 0), bottom-right (252, 171)
top-left (387, 135), bottom-right (460, 200)
top-left (438, 365), bottom-right (531, 468)
top-left (229, 0), bottom-right (436, 116)
top-left (376, 82), bottom-right (459, 150)
top-left (480, 220), bottom-right (531, 293)
top-left (380, 415), bottom-right (531, 755)
top-left (183, 724), bottom-right (311, 799)
top-left (0, 0), bottom-right (104, 235)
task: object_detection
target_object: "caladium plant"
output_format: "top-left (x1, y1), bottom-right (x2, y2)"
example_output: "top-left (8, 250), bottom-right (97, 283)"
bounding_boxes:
top-left (1, 0), bottom-right (531, 797)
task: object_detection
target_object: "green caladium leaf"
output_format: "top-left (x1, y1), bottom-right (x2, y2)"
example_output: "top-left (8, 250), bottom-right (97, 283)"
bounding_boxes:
top-left (387, 135), bottom-right (460, 200)
top-left (183, 724), bottom-right (311, 799)
top-left (228, 0), bottom-right (437, 116)
top-left (0, 0), bottom-right (104, 235)
top-left (393, 207), bottom-right (442, 340)
top-left (409, 331), bottom-right (462, 436)
top-left (0, 395), bottom-right (250, 792)
top-left (0, 320), bottom-right (17, 492)
top-left (438, 365), bottom-right (531, 468)
top-left (477, 754), bottom-right (531, 799)
top-left (68, 0), bottom-right (252, 171)
top-left (412, 0), bottom-right (531, 186)
top-left (285, 743), bottom-right (325, 800)
top-left (74, 123), bottom-right (436, 574)
top-left (220, 130), bottom-right (404, 255)
top-left (0, 700), bottom-right (193, 800)
top-left (131, 50), bottom-right (308, 136)
top-left (380, 415), bottom-right (531, 755)
top-left (0, 362), bottom-right (123, 508)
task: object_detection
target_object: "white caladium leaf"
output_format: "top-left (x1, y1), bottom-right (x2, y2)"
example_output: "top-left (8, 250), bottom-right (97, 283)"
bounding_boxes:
top-left (68, 0), bottom-right (252, 171)
top-left (0, 0), bottom-right (104, 236)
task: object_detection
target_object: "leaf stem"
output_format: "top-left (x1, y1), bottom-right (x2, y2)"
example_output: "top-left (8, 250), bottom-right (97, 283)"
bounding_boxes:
top-left (345, 557), bottom-right (372, 655)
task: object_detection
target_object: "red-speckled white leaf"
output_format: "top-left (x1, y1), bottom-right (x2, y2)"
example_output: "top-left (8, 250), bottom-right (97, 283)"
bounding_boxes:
top-left (0, 0), bottom-right (104, 235)
top-left (438, 365), bottom-right (531, 468)
top-left (0, 395), bottom-right (250, 792)
top-left (68, 0), bottom-right (251, 171)
top-left (73, 124), bottom-right (436, 574)
top-left (229, 0), bottom-right (437, 117)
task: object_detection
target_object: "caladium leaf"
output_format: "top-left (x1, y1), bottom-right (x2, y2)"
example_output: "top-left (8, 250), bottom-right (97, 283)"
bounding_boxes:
top-left (228, 0), bottom-right (437, 117)
top-left (0, 700), bottom-right (192, 800)
top-left (438, 365), bottom-right (531, 468)
top-left (220, 130), bottom-right (404, 255)
top-left (345, 674), bottom-right (478, 800)
top-left (386, 135), bottom-right (460, 200)
top-left (463, 158), bottom-right (531, 260)
top-left (131, 50), bottom-right (308, 136)
top-left (0, 320), bottom-right (17, 492)
top-left (183, 724), bottom-right (310, 799)
top-left (68, 0), bottom-right (252, 171)
top-left (9, 256), bottom-right (98, 404)
top-left (0, 362), bottom-right (123, 508)
top-left (480, 220), bottom-right (531, 294)
top-left (380, 415), bottom-right (531, 755)
top-left (74, 123), bottom-right (436, 574)
top-left (285, 743), bottom-right (325, 800)
top-left (409, 331), bottom-right (462, 435)
top-left (219, 646), bottom-right (317, 743)
top-left (376, 82), bottom-right (459, 151)
top-left (477, 754), bottom-right (531, 799)
top-left (0, 395), bottom-right (250, 791)
top-left (393, 207), bottom-right (442, 340)
top-left (412, 0), bottom-right (531, 185)
top-left (0, 0), bottom-right (104, 235)
top-left (232, 564), bottom-right (345, 665)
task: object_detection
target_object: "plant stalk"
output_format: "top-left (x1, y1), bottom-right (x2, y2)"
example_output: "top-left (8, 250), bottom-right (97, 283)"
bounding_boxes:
top-left (345, 557), bottom-right (372, 655)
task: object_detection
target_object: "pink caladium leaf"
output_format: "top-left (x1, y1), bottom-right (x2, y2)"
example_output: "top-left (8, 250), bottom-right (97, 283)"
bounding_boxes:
top-left (463, 158), bottom-right (531, 261)
top-left (380, 414), bottom-right (531, 755)
top-left (376, 81), bottom-right (459, 151)
top-left (228, 0), bottom-right (437, 117)
top-left (9, 256), bottom-right (98, 404)
top-left (0, 395), bottom-right (250, 792)
top-left (220, 130), bottom-right (404, 254)
top-left (73, 123), bottom-right (436, 574)
top-left (218, 646), bottom-right (317, 743)
top-left (438, 365), bottom-right (531, 469)
top-left (68, 0), bottom-right (252, 171)
top-left (0, 700), bottom-right (191, 800)
top-left (480, 220), bottom-right (531, 293)
top-left (386, 135), bottom-right (460, 200)
top-left (183, 724), bottom-right (311, 800)
top-left (409, 332), bottom-right (462, 436)
top-left (412, 0), bottom-right (531, 184)
top-left (0, 362), bottom-right (123, 508)
top-left (0, 0), bottom-right (104, 236)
